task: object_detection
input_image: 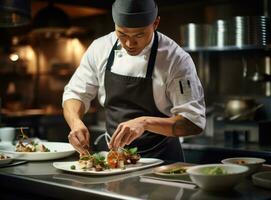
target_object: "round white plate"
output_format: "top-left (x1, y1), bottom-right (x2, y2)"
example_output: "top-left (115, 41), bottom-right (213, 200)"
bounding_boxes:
top-left (0, 142), bottom-right (75, 161)
top-left (53, 158), bottom-right (163, 175)
top-left (252, 171), bottom-right (271, 189)
top-left (0, 156), bottom-right (13, 166)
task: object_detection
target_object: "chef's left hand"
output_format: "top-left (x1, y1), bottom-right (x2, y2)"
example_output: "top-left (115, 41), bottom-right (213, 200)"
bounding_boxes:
top-left (108, 117), bottom-right (146, 149)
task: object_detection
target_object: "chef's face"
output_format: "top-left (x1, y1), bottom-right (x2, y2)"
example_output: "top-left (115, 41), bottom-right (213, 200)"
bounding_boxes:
top-left (115, 17), bottom-right (160, 56)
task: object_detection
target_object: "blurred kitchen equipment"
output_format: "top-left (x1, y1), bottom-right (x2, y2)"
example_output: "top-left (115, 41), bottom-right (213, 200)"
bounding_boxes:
top-left (0, 127), bottom-right (15, 144)
top-left (0, 0), bottom-right (31, 27)
top-left (243, 60), bottom-right (271, 82)
top-left (180, 23), bottom-right (212, 49)
top-left (225, 99), bottom-right (263, 121)
top-left (224, 130), bottom-right (249, 146)
top-left (258, 120), bottom-right (271, 146)
top-left (31, 2), bottom-right (70, 38)
top-left (214, 98), bottom-right (263, 121)
top-left (231, 16), bottom-right (250, 47)
top-left (212, 19), bottom-right (230, 47)
top-left (250, 16), bottom-right (271, 46)
top-left (231, 16), bottom-right (271, 47)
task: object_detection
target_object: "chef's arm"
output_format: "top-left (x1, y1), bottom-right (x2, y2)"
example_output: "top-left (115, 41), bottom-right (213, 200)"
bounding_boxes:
top-left (63, 99), bottom-right (85, 129)
top-left (141, 115), bottom-right (202, 137)
top-left (63, 99), bottom-right (90, 154)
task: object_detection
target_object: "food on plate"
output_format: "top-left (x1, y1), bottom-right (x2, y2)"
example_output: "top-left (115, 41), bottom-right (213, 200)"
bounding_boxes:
top-left (202, 166), bottom-right (228, 175)
top-left (79, 153), bottom-right (108, 171)
top-left (70, 165), bottom-right (76, 170)
top-left (15, 128), bottom-right (50, 152)
top-left (107, 150), bottom-right (125, 169)
top-left (162, 167), bottom-right (187, 175)
top-left (75, 147), bottom-right (141, 171)
top-left (122, 147), bottom-right (141, 164)
top-left (234, 160), bottom-right (247, 164)
top-left (0, 153), bottom-right (10, 160)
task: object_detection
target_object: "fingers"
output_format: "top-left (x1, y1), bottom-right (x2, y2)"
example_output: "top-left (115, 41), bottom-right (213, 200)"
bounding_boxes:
top-left (109, 118), bottom-right (145, 149)
top-left (108, 123), bottom-right (123, 149)
top-left (119, 129), bottom-right (136, 147)
top-left (68, 128), bottom-right (90, 155)
top-left (110, 126), bottom-right (136, 149)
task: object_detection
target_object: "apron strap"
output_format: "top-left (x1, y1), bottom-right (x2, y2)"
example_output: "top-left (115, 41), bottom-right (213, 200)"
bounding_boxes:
top-left (146, 31), bottom-right (158, 79)
top-left (106, 39), bottom-right (119, 71)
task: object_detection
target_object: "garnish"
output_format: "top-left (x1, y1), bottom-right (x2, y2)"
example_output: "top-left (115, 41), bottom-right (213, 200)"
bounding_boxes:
top-left (70, 165), bottom-right (76, 170)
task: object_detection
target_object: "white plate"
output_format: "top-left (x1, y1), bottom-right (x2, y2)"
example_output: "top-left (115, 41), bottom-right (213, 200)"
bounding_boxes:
top-left (0, 142), bottom-right (75, 161)
top-left (0, 156), bottom-right (13, 166)
top-left (252, 171), bottom-right (271, 189)
top-left (53, 158), bottom-right (163, 175)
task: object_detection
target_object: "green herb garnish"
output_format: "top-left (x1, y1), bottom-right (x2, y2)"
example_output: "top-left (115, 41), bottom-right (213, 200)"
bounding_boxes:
top-left (70, 165), bottom-right (76, 170)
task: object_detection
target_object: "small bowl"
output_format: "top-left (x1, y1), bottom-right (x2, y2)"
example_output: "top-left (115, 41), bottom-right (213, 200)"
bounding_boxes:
top-left (221, 157), bottom-right (265, 175)
top-left (187, 164), bottom-right (248, 191)
top-left (252, 171), bottom-right (271, 189)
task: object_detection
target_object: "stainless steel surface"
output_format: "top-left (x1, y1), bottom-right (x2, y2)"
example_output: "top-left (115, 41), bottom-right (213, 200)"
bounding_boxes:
top-left (212, 19), bottom-right (230, 47)
top-left (231, 16), bottom-right (271, 47)
top-left (180, 23), bottom-right (212, 49)
top-left (0, 158), bottom-right (271, 200)
top-left (182, 16), bottom-right (270, 51)
top-left (183, 44), bottom-right (271, 52)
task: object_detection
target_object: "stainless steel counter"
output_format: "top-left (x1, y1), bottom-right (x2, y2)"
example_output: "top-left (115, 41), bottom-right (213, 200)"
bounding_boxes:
top-left (0, 158), bottom-right (271, 200)
top-left (182, 136), bottom-right (271, 164)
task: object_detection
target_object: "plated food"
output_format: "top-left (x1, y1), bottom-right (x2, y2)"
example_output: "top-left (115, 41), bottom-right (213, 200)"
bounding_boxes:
top-left (53, 157), bottom-right (163, 175)
top-left (0, 153), bottom-right (13, 166)
top-left (75, 147), bottom-right (141, 172)
top-left (153, 162), bottom-right (192, 179)
top-left (201, 166), bottom-right (228, 175)
top-left (187, 164), bottom-right (248, 191)
top-left (1, 142), bottom-right (75, 161)
top-left (0, 153), bottom-right (10, 160)
top-left (15, 128), bottom-right (50, 152)
top-left (221, 157), bottom-right (266, 175)
top-left (161, 167), bottom-right (187, 175)
top-left (0, 127), bottom-right (75, 161)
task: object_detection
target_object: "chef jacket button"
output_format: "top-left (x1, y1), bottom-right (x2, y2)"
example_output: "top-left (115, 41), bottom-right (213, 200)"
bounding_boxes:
top-left (117, 53), bottom-right (123, 58)
top-left (143, 55), bottom-right (147, 60)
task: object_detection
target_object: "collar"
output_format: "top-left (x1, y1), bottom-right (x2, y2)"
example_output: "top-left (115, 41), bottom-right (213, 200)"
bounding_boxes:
top-left (115, 32), bottom-right (155, 56)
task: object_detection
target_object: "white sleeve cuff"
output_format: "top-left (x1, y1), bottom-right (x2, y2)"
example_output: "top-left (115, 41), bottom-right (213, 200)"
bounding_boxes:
top-left (62, 93), bottom-right (91, 114)
top-left (171, 101), bottom-right (206, 130)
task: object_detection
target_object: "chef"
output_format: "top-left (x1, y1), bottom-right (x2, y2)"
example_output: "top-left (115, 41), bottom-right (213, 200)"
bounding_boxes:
top-left (63, 0), bottom-right (206, 162)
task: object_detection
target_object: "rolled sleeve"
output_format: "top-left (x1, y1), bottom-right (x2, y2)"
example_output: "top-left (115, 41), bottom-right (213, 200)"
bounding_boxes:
top-left (62, 44), bottom-right (99, 113)
top-left (167, 54), bottom-right (206, 129)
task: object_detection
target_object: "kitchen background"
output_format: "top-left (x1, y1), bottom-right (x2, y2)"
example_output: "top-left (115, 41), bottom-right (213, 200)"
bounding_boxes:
top-left (0, 0), bottom-right (270, 150)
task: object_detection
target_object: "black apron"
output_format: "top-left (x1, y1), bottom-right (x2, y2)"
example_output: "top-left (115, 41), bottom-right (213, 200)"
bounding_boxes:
top-left (100, 32), bottom-right (183, 162)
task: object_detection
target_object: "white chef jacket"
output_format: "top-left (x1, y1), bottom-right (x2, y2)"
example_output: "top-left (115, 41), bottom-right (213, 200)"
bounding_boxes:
top-left (63, 31), bottom-right (206, 129)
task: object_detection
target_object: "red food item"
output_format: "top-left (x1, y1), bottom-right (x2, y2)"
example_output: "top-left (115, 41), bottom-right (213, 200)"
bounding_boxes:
top-left (107, 150), bottom-right (120, 169)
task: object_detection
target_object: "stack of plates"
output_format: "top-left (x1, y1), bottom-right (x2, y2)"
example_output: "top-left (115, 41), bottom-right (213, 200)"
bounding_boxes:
top-left (231, 16), bottom-right (271, 47)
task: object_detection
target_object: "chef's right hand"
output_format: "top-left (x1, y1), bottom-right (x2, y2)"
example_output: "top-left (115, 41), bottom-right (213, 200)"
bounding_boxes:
top-left (68, 119), bottom-right (90, 155)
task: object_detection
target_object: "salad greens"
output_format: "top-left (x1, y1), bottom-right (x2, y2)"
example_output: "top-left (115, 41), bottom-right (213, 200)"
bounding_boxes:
top-left (202, 166), bottom-right (228, 175)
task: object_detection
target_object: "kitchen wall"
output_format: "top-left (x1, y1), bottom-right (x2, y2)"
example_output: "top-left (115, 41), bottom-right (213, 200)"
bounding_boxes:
top-left (0, 0), bottom-right (270, 141)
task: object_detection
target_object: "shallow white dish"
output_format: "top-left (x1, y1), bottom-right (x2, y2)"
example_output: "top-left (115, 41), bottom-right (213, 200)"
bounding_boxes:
top-left (0, 142), bottom-right (75, 161)
top-left (154, 163), bottom-right (191, 178)
top-left (252, 171), bottom-right (271, 189)
top-left (187, 164), bottom-right (248, 191)
top-left (221, 157), bottom-right (265, 175)
top-left (53, 158), bottom-right (163, 175)
top-left (0, 156), bottom-right (13, 166)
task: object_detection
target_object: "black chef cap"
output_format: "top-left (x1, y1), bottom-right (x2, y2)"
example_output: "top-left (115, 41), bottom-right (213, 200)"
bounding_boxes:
top-left (112, 0), bottom-right (158, 28)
